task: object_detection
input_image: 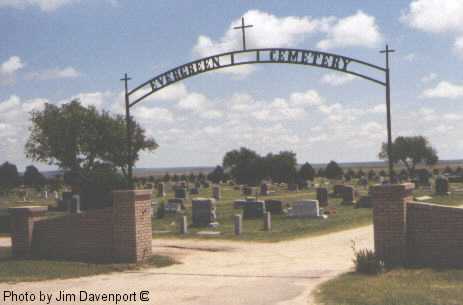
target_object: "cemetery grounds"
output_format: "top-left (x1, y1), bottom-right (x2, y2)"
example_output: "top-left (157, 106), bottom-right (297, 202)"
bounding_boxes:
top-left (1, 178), bottom-right (463, 304)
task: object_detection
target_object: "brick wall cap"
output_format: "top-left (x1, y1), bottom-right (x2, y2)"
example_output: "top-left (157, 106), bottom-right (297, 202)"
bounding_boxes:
top-left (370, 183), bottom-right (415, 192)
top-left (8, 206), bottom-right (48, 215)
top-left (409, 201), bottom-right (463, 211)
top-left (112, 189), bottom-right (152, 195)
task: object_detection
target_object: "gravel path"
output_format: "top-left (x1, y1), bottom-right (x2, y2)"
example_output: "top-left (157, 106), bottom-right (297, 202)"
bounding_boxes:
top-left (0, 225), bottom-right (373, 305)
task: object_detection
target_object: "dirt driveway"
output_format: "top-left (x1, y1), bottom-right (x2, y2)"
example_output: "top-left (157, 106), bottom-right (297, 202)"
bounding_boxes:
top-left (0, 225), bottom-right (373, 305)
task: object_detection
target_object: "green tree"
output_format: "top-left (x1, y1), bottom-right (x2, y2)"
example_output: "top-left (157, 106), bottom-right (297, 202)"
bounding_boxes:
top-left (0, 162), bottom-right (20, 191)
top-left (298, 162), bottom-right (315, 181)
top-left (207, 166), bottom-right (225, 184)
top-left (223, 147), bottom-right (265, 185)
top-left (25, 100), bottom-right (158, 180)
top-left (264, 151), bottom-right (297, 183)
top-left (379, 136), bottom-right (438, 176)
top-left (23, 165), bottom-right (46, 188)
top-left (325, 161), bottom-right (343, 180)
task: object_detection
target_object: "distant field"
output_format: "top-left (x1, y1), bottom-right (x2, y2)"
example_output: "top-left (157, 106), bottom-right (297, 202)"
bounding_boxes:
top-left (37, 160), bottom-right (463, 178)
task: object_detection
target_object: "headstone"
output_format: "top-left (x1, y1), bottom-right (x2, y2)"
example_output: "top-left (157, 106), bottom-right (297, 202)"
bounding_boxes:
top-left (60, 192), bottom-right (73, 211)
top-left (190, 187), bottom-right (199, 195)
top-left (316, 188), bottom-right (329, 207)
top-left (260, 183), bottom-right (269, 196)
top-left (165, 198), bottom-right (184, 213)
top-left (212, 185), bottom-right (221, 200)
top-left (287, 200), bottom-right (320, 218)
top-left (341, 186), bottom-right (356, 205)
top-left (333, 185), bottom-right (345, 197)
top-left (157, 183), bottom-right (166, 197)
top-left (287, 183), bottom-right (299, 192)
top-left (356, 195), bottom-right (372, 208)
top-left (264, 200), bottom-right (283, 214)
top-left (435, 176), bottom-right (449, 195)
top-left (43, 191), bottom-right (48, 200)
top-left (263, 211), bottom-right (271, 231)
top-left (234, 214), bottom-right (242, 235)
top-left (70, 194), bottom-right (81, 213)
top-left (175, 187), bottom-right (188, 199)
top-left (202, 181), bottom-right (210, 188)
top-left (359, 178), bottom-right (368, 187)
top-left (242, 186), bottom-right (253, 196)
top-left (233, 199), bottom-right (246, 209)
top-left (297, 180), bottom-right (308, 190)
top-left (179, 215), bottom-right (188, 234)
top-left (243, 200), bottom-right (266, 219)
top-left (192, 198), bottom-right (216, 227)
top-left (53, 191), bottom-right (59, 200)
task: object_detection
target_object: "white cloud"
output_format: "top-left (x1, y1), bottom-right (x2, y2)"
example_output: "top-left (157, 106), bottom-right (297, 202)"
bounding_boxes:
top-left (132, 106), bottom-right (174, 123)
top-left (193, 10), bottom-right (318, 57)
top-left (402, 0), bottom-right (463, 57)
top-left (422, 81), bottom-right (463, 99)
top-left (0, 0), bottom-right (78, 12)
top-left (289, 90), bottom-right (324, 107)
top-left (0, 56), bottom-right (25, 85)
top-left (453, 36), bottom-right (463, 57)
top-left (25, 66), bottom-right (80, 80)
top-left (320, 73), bottom-right (356, 86)
top-left (404, 53), bottom-right (416, 62)
top-left (192, 10), bottom-right (383, 76)
top-left (177, 92), bottom-right (208, 111)
top-left (421, 73), bottom-right (437, 83)
top-left (401, 0), bottom-right (463, 33)
top-left (317, 11), bottom-right (383, 50)
top-left (369, 104), bottom-right (386, 114)
top-left (443, 113), bottom-right (463, 120)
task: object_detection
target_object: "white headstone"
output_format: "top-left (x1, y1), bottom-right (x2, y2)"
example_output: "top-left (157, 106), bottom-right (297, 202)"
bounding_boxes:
top-left (287, 200), bottom-right (320, 218)
top-left (165, 200), bottom-right (182, 213)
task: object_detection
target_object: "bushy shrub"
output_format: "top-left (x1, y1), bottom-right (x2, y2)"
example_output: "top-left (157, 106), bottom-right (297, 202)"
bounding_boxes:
top-left (352, 242), bottom-right (384, 275)
top-left (78, 163), bottom-right (127, 210)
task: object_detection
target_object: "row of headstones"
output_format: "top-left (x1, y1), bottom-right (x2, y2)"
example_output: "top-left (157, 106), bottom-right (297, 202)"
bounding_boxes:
top-left (55, 192), bottom-right (81, 213)
top-left (177, 212), bottom-right (272, 235)
top-left (156, 183), bottom-right (219, 199)
top-left (161, 196), bottom-right (326, 228)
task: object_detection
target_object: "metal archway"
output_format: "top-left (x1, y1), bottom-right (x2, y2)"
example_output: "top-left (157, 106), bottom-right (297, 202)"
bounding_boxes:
top-left (121, 46), bottom-right (395, 187)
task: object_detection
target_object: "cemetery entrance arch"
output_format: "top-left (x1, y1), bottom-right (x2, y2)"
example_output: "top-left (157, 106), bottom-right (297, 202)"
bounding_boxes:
top-left (122, 47), bottom-right (395, 187)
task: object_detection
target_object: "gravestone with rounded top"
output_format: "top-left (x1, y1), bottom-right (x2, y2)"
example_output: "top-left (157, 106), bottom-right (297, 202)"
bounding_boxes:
top-left (243, 200), bottom-right (266, 219)
top-left (435, 176), bottom-right (449, 195)
top-left (192, 198), bottom-right (216, 227)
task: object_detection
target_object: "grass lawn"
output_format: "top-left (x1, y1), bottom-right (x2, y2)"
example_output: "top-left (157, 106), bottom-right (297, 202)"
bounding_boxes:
top-left (0, 255), bottom-right (179, 283)
top-left (152, 182), bottom-right (463, 242)
top-left (152, 183), bottom-right (373, 242)
top-left (315, 269), bottom-right (463, 305)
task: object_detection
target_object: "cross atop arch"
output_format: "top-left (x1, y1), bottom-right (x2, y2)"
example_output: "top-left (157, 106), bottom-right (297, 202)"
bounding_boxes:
top-left (233, 16), bottom-right (253, 51)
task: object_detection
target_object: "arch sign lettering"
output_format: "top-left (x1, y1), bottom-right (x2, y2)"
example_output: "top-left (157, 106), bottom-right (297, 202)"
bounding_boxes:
top-left (121, 18), bottom-right (395, 187)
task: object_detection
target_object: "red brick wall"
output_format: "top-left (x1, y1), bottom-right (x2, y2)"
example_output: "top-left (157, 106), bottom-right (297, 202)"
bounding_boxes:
top-left (370, 183), bottom-right (414, 266)
top-left (372, 183), bottom-right (463, 268)
top-left (10, 190), bottom-right (152, 263)
top-left (32, 208), bottom-right (114, 262)
top-left (407, 202), bottom-right (463, 268)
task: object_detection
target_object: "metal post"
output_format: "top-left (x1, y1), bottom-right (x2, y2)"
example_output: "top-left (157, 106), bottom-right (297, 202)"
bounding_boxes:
top-left (381, 45), bottom-right (395, 183)
top-left (122, 73), bottom-right (133, 189)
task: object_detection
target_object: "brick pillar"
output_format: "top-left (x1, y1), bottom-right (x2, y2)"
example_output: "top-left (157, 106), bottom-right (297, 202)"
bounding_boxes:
top-left (112, 190), bottom-right (152, 263)
top-left (8, 206), bottom-right (47, 258)
top-left (370, 183), bottom-right (414, 266)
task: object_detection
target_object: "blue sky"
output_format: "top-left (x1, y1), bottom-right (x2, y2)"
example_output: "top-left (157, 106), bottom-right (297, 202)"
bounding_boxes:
top-left (1, 0), bottom-right (463, 171)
